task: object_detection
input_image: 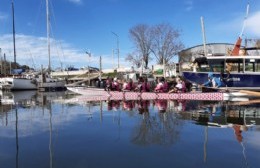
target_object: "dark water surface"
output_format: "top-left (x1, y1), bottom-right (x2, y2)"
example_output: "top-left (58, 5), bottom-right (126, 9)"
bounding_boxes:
top-left (0, 91), bottom-right (260, 168)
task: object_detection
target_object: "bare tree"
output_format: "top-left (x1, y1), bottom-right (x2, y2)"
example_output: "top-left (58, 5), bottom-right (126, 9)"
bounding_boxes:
top-left (125, 52), bottom-right (142, 68)
top-left (151, 23), bottom-right (184, 64)
top-left (129, 24), bottom-right (152, 68)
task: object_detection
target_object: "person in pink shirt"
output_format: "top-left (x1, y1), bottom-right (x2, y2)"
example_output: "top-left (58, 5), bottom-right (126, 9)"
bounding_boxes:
top-left (155, 77), bottom-right (168, 92)
top-left (154, 77), bottom-right (164, 92)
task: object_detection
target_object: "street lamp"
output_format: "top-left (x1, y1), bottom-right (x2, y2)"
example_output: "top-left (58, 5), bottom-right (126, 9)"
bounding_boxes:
top-left (111, 31), bottom-right (119, 69)
top-left (86, 51), bottom-right (91, 86)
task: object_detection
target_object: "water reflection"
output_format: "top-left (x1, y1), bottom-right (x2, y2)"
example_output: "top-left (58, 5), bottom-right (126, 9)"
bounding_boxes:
top-left (0, 91), bottom-right (68, 168)
top-left (0, 91), bottom-right (260, 168)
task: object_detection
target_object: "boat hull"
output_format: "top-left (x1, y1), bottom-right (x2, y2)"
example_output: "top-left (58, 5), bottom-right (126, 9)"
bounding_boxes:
top-left (182, 71), bottom-right (260, 90)
top-left (67, 87), bottom-right (247, 101)
top-left (38, 81), bottom-right (67, 92)
top-left (0, 77), bottom-right (37, 90)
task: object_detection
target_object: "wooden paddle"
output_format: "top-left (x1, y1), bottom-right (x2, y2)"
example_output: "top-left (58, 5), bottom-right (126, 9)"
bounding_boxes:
top-left (238, 90), bottom-right (260, 97)
top-left (199, 85), bottom-right (260, 97)
top-left (231, 99), bottom-right (260, 105)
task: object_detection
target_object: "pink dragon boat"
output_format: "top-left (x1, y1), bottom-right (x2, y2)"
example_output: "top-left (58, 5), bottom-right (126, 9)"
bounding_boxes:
top-left (67, 87), bottom-right (248, 102)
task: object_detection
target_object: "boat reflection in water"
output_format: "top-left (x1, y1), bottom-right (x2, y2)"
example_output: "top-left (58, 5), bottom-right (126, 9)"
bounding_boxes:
top-left (0, 90), bottom-right (67, 168)
top-left (0, 92), bottom-right (260, 168)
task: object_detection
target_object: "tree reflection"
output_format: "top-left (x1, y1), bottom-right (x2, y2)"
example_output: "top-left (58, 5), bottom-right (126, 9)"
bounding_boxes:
top-left (131, 100), bottom-right (183, 146)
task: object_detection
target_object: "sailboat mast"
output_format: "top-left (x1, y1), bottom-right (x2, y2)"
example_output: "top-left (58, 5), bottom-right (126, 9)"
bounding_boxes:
top-left (46, 0), bottom-right (51, 72)
top-left (11, 0), bottom-right (16, 65)
top-left (200, 16), bottom-right (207, 57)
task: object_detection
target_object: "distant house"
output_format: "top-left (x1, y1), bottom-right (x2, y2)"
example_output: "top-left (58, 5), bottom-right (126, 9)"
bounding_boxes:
top-left (152, 63), bottom-right (179, 78)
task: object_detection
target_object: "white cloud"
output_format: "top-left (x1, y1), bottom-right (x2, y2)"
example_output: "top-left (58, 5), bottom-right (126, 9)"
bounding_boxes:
top-left (0, 12), bottom-right (8, 20)
top-left (209, 10), bottom-right (260, 42)
top-left (0, 34), bottom-right (118, 70)
top-left (245, 11), bottom-right (260, 37)
top-left (184, 0), bottom-right (193, 11)
top-left (68, 0), bottom-right (83, 5)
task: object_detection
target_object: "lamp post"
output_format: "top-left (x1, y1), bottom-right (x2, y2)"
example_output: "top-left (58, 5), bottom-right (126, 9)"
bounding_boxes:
top-left (111, 32), bottom-right (119, 69)
top-left (86, 51), bottom-right (91, 86)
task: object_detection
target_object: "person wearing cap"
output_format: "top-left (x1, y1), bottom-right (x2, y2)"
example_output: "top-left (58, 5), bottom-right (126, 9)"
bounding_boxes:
top-left (203, 72), bottom-right (224, 88)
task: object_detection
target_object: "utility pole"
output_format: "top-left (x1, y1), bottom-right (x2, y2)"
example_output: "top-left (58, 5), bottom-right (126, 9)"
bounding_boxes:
top-left (3, 53), bottom-right (6, 76)
top-left (112, 49), bottom-right (114, 69)
top-left (86, 51), bottom-right (91, 86)
top-left (111, 32), bottom-right (119, 69)
top-left (99, 56), bottom-right (102, 81)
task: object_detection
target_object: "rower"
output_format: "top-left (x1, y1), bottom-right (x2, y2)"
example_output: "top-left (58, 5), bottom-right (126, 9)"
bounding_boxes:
top-left (140, 77), bottom-right (150, 92)
top-left (168, 76), bottom-right (186, 93)
top-left (154, 77), bottom-right (164, 92)
top-left (203, 72), bottom-right (224, 88)
top-left (111, 78), bottom-right (120, 91)
top-left (124, 78), bottom-right (135, 91)
top-left (105, 77), bottom-right (112, 91)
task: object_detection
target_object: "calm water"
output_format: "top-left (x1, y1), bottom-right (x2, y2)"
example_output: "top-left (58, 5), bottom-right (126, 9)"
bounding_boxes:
top-left (0, 91), bottom-right (260, 168)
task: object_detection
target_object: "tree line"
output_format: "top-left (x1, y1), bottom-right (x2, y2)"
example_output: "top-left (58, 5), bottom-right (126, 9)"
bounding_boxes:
top-left (126, 23), bottom-right (184, 69)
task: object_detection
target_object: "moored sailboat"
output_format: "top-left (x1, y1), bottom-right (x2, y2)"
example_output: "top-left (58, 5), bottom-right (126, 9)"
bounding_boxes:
top-left (0, 1), bottom-right (38, 90)
top-left (0, 1), bottom-right (66, 91)
top-left (36, 0), bottom-right (66, 91)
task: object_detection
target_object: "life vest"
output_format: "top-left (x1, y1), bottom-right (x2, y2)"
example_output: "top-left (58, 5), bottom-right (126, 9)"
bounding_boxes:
top-left (112, 81), bottom-right (120, 91)
top-left (181, 81), bottom-right (187, 92)
top-left (155, 82), bottom-right (164, 92)
top-left (141, 82), bottom-right (150, 92)
top-left (163, 82), bottom-right (169, 93)
top-left (126, 82), bottom-right (134, 91)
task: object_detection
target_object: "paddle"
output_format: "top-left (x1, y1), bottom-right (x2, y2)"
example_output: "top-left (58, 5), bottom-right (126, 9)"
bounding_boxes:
top-left (238, 90), bottom-right (260, 97)
top-left (199, 85), bottom-right (260, 97)
top-left (231, 99), bottom-right (260, 105)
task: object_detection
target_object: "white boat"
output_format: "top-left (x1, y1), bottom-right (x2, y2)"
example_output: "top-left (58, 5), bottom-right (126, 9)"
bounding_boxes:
top-left (36, 0), bottom-right (66, 91)
top-left (0, 75), bottom-right (37, 90)
top-left (37, 74), bottom-right (66, 91)
top-left (0, 1), bottom-right (66, 91)
top-left (0, 2), bottom-right (37, 91)
top-left (0, 73), bottom-right (67, 91)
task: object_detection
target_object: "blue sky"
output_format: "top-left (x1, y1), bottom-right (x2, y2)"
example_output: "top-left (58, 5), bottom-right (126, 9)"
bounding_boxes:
top-left (0, 0), bottom-right (260, 70)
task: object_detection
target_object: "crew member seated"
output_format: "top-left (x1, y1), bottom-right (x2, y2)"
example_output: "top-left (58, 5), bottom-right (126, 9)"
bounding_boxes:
top-left (168, 76), bottom-right (186, 93)
top-left (123, 78), bottom-right (135, 91)
top-left (154, 77), bottom-right (168, 93)
top-left (203, 72), bottom-right (224, 88)
top-left (111, 78), bottom-right (120, 91)
top-left (140, 77), bottom-right (150, 92)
